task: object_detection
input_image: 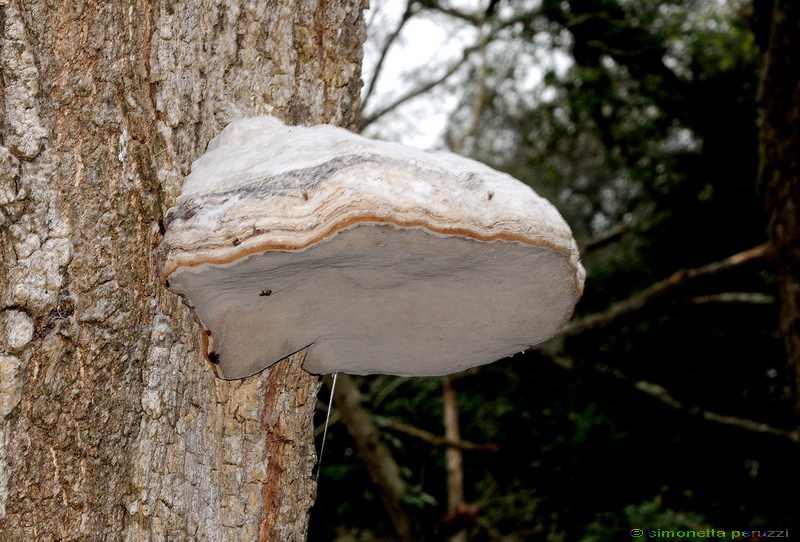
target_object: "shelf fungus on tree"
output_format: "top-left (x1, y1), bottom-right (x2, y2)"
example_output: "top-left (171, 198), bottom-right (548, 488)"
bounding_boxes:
top-left (158, 116), bottom-right (585, 380)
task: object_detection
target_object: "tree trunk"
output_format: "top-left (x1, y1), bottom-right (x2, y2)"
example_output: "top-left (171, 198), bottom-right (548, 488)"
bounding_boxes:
top-left (443, 376), bottom-right (468, 542)
top-left (0, 1), bottom-right (365, 540)
top-left (332, 373), bottom-right (414, 541)
top-left (756, 0), bottom-right (800, 425)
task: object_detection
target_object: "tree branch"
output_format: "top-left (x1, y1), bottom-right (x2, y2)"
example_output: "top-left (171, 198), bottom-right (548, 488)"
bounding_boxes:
top-left (577, 223), bottom-right (631, 254)
top-left (678, 292), bottom-right (775, 305)
top-left (448, 7), bottom-right (489, 154)
top-left (376, 418), bottom-right (499, 452)
top-left (358, 3), bottom-right (528, 132)
top-left (418, 0), bottom-right (483, 25)
top-left (361, 0), bottom-right (418, 114)
top-left (550, 356), bottom-right (800, 443)
top-left (313, 408), bottom-right (340, 437)
top-left (442, 375), bottom-right (468, 542)
top-left (561, 243), bottom-right (771, 338)
top-left (358, 42), bottom-right (481, 130)
top-left (331, 373), bottom-right (415, 541)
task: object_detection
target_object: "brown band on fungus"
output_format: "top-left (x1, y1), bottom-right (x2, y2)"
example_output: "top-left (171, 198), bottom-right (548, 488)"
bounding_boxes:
top-left (161, 215), bottom-right (580, 283)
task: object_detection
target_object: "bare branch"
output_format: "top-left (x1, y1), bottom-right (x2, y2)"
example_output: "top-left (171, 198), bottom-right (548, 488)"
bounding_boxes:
top-left (561, 243), bottom-right (771, 338)
top-left (448, 9), bottom-right (489, 154)
top-left (577, 223), bottom-right (631, 254)
top-left (359, 3), bottom-right (531, 133)
top-left (371, 376), bottom-right (412, 409)
top-left (362, 0), bottom-right (418, 114)
top-left (358, 42), bottom-right (481, 130)
top-left (442, 375), bottom-right (468, 542)
top-left (377, 417), bottom-right (500, 452)
top-left (314, 410), bottom-right (341, 437)
top-left (561, 10), bottom-right (643, 33)
top-left (332, 373), bottom-right (415, 541)
top-left (418, 0), bottom-right (483, 25)
top-left (678, 292), bottom-right (775, 305)
top-left (550, 355), bottom-right (800, 443)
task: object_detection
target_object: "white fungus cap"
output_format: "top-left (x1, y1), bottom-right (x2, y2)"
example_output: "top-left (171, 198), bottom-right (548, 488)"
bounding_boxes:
top-left (159, 116), bottom-right (585, 379)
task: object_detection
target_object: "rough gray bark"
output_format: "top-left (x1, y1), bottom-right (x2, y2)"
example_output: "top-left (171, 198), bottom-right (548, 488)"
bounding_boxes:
top-left (0, 0), bottom-right (365, 540)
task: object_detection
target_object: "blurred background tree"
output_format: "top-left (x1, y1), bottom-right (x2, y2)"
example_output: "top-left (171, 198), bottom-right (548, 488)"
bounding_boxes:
top-left (310, 0), bottom-right (800, 540)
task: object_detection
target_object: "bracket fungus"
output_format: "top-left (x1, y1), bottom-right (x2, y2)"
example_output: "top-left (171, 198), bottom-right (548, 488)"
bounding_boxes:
top-left (159, 116), bottom-right (585, 380)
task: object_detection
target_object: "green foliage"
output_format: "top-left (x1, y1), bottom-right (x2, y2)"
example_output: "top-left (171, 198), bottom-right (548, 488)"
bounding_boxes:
top-left (579, 497), bottom-right (711, 542)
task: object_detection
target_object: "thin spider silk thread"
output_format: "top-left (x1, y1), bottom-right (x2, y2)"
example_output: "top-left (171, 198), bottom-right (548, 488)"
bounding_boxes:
top-left (316, 372), bottom-right (337, 482)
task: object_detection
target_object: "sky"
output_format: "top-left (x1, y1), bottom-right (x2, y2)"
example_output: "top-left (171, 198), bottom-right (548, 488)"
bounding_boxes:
top-left (361, 0), bottom-right (482, 148)
top-left (360, 0), bottom-right (566, 150)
